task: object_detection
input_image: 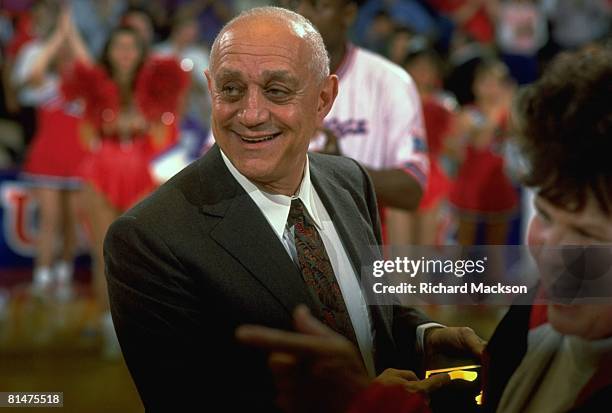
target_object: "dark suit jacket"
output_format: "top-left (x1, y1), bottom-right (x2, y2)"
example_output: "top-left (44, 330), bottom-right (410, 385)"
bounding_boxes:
top-left (104, 145), bottom-right (430, 412)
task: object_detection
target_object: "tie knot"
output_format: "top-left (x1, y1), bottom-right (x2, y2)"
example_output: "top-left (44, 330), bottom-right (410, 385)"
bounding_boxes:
top-left (287, 198), bottom-right (306, 228)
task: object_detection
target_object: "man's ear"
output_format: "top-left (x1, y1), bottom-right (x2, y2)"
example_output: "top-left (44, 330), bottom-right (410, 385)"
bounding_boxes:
top-left (317, 74), bottom-right (338, 124)
top-left (205, 69), bottom-right (213, 95)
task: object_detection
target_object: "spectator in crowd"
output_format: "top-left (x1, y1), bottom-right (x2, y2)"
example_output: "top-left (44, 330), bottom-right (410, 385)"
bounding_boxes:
top-left (164, 0), bottom-right (234, 47)
top-left (401, 47), bottom-right (458, 245)
top-left (121, 7), bottom-right (155, 47)
top-left (542, 0), bottom-right (610, 50)
top-left (69, 0), bottom-right (127, 59)
top-left (493, 0), bottom-right (548, 84)
top-left (283, 0), bottom-right (429, 246)
top-left (153, 12), bottom-right (211, 142)
top-left (362, 10), bottom-right (397, 56)
top-left (386, 26), bottom-right (415, 65)
top-left (483, 45), bottom-right (612, 413)
top-left (449, 59), bottom-right (518, 245)
top-left (7, 0), bottom-right (60, 149)
top-left (12, 3), bottom-right (90, 296)
top-left (428, 0), bottom-right (497, 46)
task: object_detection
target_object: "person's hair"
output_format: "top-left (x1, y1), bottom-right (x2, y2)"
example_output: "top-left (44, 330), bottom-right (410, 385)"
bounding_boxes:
top-left (170, 11), bottom-right (198, 34)
top-left (99, 26), bottom-right (147, 103)
top-left (515, 47), bottom-right (612, 213)
top-left (122, 6), bottom-right (154, 27)
top-left (209, 6), bottom-right (329, 84)
top-left (403, 46), bottom-right (443, 75)
top-left (473, 58), bottom-right (508, 83)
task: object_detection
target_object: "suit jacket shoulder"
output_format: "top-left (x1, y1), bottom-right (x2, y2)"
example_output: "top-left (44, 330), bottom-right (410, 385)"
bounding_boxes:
top-left (309, 152), bottom-right (382, 245)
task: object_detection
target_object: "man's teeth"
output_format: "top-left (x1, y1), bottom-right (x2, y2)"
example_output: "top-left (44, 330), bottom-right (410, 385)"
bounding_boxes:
top-left (240, 134), bottom-right (277, 142)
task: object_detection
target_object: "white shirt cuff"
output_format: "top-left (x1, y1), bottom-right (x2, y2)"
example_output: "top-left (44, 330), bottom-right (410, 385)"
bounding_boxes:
top-left (416, 322), bottom-right (445, 355)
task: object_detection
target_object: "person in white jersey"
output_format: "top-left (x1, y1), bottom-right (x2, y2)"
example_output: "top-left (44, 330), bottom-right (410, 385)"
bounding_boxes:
top-left (284, 0), bottom-right (429, 243)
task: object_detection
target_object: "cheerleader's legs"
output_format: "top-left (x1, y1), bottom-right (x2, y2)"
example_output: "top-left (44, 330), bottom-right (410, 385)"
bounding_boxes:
top-left (81, 184), bottom-right (118, 313)
top-left (417, 204), bottom-right (442, 245)
top-left (385, 207), bottom-right (416, 245)
top-left (33, 187), bottom-right (61, 268)
top-left (456, 213), bottom-right (511, 245)
top-left (59, 190), bottom-right (79, 264)
top-left (32, 187), bottom-right (62, 292)
top-left (386, 205), bottom-right (443, 245)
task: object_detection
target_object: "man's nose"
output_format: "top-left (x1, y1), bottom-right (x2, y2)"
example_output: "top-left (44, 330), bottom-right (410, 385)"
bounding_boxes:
top-left (237, 88), bottom-right (270, 127)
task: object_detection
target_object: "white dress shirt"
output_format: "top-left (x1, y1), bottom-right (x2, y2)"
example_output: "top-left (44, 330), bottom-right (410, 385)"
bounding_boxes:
top-left (220, 150), bottom-right (376, 377)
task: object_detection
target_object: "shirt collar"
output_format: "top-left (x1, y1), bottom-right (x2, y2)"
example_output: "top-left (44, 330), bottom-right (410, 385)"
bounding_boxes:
top-left (220, 149), bottom-right (323, 240)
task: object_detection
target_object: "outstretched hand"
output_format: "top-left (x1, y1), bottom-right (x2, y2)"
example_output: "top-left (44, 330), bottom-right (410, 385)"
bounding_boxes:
top-left (237, 305), bottom-right (369, 413)
top-left (237, 306), bottom-right (458, 413)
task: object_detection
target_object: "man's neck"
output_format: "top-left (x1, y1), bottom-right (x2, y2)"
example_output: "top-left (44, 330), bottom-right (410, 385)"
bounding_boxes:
top-left (254, 177), bottom-right (302, 197)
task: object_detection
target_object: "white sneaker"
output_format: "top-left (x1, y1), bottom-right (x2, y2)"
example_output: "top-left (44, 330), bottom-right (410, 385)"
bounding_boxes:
top-left (53, 261), bottom-right (75, 302)
top-left (31, 266), bottom-right (53, 296)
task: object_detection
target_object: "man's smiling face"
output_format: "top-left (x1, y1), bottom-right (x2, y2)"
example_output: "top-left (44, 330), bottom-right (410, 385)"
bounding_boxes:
top-left (206, 16), bottom-right (336, 195)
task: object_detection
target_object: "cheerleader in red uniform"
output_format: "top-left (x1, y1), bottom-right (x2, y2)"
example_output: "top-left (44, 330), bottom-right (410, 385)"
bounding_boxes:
top-left (62, 25), bottom-right (189, 355)
top-left (449, 59), bottom-right (518, 245)
top-left (15, 6), bottom-right (90, 295)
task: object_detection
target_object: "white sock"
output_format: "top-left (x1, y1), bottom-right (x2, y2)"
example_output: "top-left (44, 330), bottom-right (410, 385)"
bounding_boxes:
top-left (33, 266), bottom-right (53, 287)
top-left (54, 260), bottom-right (74, 284)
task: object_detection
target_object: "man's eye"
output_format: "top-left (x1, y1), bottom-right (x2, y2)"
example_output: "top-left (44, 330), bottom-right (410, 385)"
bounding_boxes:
top-left (221, 85), bottom-right (243, 98)
top-left (266, 88), bottom-right (290, 99)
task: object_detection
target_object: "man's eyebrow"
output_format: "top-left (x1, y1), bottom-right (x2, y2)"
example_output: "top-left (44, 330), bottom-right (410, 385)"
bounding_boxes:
top-left (214, 69), bottom-right (243, 82)
top-left (262, 70), bottom-right (299, 87)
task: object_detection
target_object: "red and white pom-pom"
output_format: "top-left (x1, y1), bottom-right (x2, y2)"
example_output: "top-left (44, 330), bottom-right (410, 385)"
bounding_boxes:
top-left (135, 57), bottom-right (191, 123)
top-left (61, 61), bottom-right (120, 128)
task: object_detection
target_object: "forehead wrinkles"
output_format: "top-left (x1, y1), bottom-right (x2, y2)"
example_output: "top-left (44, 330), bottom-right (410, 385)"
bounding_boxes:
top-left (214, 43), bottom-right (310, 87)
top-left (214, 21), bottom-right (310, 63)
top-left (217, 42), bottom-right (299, 62)
top-left (218, 30), bottom-right (302, 55)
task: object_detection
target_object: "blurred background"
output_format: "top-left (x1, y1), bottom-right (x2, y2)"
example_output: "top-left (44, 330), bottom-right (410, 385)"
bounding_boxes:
top-left (0, 0), bottom-right (609, 411)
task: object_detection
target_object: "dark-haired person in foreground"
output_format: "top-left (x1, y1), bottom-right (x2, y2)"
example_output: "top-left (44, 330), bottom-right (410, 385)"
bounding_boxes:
top-left (237, 47), bottom-right (612, 413)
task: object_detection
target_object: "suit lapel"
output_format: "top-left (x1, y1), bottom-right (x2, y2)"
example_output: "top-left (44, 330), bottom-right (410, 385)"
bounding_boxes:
top-left (310, 156), bottom-right (396, 372)
top-left (198, 146), bottom-right (318, 316)
top-left (309, 162), bottom-right (372, 277)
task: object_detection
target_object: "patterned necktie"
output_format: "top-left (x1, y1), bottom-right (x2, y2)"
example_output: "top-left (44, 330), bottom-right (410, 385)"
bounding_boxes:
top-left (287, 198), bottom-right (359, 347)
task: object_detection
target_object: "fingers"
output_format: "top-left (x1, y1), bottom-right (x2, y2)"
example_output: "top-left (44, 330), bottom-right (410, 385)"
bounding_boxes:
top-left (374, 368), bottom-right (419, 386)
top-left (269, 352), bottom-right (299, 392)
top-left (269, 352), bottom-right (297, 376)
top-left (458, 327), bottom-right (487, 357)
top-left (293, 305), bottom-right (336, 337)
top-left (414, 373), bottom-right (451, 393)
top-left (427, 326), bottom-right (487, 358)
top-left (268, 353), bottom-right (299, 413)
top-left (375, 369), bottom-right (451, 395)
top-left (389, 369), bottom-right (419, 381)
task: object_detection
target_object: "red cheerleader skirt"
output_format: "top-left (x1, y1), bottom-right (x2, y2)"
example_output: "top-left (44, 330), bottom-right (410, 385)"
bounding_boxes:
top-left (22, 104), bottom-right (89, 188)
